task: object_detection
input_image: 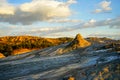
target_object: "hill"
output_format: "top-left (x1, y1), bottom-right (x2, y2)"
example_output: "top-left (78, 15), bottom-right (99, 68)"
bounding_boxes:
top-left (0, 35), bottom-right (119, 57)
top-left (0, 36), bottom-right (73, 57)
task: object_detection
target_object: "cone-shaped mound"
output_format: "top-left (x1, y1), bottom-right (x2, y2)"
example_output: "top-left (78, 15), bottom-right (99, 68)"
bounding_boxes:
top-left (56, 34), bottom-right (91, 54)
top-left (67, 33), bottom-right (91, 49)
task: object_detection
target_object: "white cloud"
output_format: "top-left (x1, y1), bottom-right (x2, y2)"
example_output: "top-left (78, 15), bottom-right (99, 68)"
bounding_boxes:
top-left (16, 27), bottom-right (63, 36)
top-left (0, 0), bottom-right (76, 25)
top-left (94, 9), bottom-right (102, 13)
top-left (79, 16), bottom-right (120, 28)
top-left (66, 0), bottom-right (77, 5)
top-left (0, 0), bottom-right (15, 15)
top-left (20, 0), bottom-right (71, 18)
top-left (31, 27), bottom-right (60, 32)
top-left (48, 18), bottom-right (81, 23)
top-left (100, 0), bottom-right (112, 11)
top-left (83, 19), bottom-right (96, 27)
top-left (89, 19), bottom-right (96, 23)
top-left (93, 0), bottom-right (112, 13)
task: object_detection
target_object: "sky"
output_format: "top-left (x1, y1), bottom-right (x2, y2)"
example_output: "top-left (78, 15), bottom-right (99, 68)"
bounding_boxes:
top-left (0, 0), bottom-right (120, 39)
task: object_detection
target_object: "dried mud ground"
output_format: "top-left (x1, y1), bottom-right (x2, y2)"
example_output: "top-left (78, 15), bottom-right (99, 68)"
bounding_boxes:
top-left (57, 59), bottom-right (120, 80)
top-left (0, 43), bottom-right (120, 80)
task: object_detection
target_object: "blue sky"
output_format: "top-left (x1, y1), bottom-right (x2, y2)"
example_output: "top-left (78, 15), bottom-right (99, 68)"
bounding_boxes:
top-left (0, 0), bottom-right (120, 39)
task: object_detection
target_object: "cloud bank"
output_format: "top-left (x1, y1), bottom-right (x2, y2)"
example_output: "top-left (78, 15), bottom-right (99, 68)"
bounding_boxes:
top-left (0, 0), bottom-right (77, 25)
top-left (81, 17), bottom-right (120, 28)
top-left (17, 16), bottom-right (120, 36)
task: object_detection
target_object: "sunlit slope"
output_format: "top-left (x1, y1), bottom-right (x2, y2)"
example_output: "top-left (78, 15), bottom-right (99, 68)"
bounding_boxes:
top-left (0, 36), bottom-right (73, 57)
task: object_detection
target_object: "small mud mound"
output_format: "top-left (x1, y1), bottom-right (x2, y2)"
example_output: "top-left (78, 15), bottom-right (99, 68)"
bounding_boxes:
top-left (67, 34), bottom-right (91, 49)
top-left (57, 34), bottom-right (91, 54)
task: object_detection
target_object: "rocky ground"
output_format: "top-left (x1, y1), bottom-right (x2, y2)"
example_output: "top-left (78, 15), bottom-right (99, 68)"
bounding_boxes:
top-left (0, 34), bottom-right (119, 80)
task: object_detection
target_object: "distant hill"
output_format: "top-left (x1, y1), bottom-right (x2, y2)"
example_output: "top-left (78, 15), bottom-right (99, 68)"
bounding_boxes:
top-left (0, 36), bottom-right (73, 57)
top-left (86, 37), bottom-right (114, 43)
